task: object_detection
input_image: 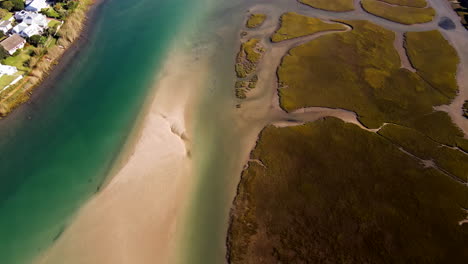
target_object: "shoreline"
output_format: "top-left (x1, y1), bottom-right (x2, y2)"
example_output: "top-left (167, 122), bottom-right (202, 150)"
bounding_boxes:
top-left (0, 0), bottom-right (103, 118)
top-left (0, 1), bottom-right (218, 263)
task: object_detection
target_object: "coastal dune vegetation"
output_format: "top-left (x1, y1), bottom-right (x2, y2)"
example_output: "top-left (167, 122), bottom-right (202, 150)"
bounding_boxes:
top-left (0, 0), bottom-right (93, 116)
top-left (271, 12), bottom-right (347, 42)
top-left (299, 0), bottom-right (355, 12)
top-left (361, 0), bottom-right (435, 24)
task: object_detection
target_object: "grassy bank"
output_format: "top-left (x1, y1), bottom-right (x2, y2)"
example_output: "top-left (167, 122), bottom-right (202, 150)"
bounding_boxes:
top-left (0, 0), bottom-right (94, 117)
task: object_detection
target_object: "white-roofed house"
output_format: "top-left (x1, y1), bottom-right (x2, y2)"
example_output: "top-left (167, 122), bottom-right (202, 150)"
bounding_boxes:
top-left (0, 20), bottom-right (13, 33)
top-left (0, 64), bottom-right (18, 76)
top-left (12, 22), bottom-right (29, 35)
top-left (12, 13), bottom-right (48, 38)
top-left (0, 34), bottom-right (26, 55)
top-left (14, 10), bottom-right (31, 21)
top-left (19, 24), bottom-right (43, 38)
top-left (25, 0), bottom-right (50, 12)
top-left (24, 13), bottom-right (48, 27)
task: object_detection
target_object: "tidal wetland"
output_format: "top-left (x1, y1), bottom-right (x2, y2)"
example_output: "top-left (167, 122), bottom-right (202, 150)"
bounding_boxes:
top-left (227, 0), bottom-right (468, 263)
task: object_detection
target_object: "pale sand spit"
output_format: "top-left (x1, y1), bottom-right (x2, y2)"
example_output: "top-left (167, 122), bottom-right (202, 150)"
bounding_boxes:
top-left (34, 50), bottom-right (209, 264)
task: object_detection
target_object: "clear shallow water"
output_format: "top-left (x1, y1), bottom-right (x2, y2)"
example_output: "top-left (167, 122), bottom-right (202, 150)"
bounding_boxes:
top-left (0, 0), bottom-right (199, 263)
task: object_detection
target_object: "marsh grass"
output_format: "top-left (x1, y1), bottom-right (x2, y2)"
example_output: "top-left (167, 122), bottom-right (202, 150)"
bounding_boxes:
top-left (246, 13), bottom-right (266, 29)
top-left (361, 0), bottom-right (435, 24)
top-left (277, 20), bottom-right (462, 146)
top-left (235, 38), bottom-right (264, 78)
top-left (405, 111), bottom-right (467, 149)
top-left (234, 75), bottom-right (258, 99)
top-left (379, 124), bottom-right (468, 182)
top-left (228, 11), bottom-right (468, 264)
top-left (405, 30), bottom-right (459, 98)
top-left (299, 0), bottom-right (355, 12)
top-left (278, 20), bottom-right (446, 127)
top-left (271, 12), bottom-right (347, 42)
top-left (379, 0), bottom-right (428, 8)
top-left (228, 118), bottom-right (468, 263)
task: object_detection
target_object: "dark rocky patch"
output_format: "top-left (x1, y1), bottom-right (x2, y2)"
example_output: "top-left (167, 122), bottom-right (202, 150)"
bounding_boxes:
top-left (439, 17), bottom-right (456, 30)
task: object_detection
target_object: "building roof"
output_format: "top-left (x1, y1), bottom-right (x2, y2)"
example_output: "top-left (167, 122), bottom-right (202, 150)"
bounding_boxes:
top-left (22, 24), bottom-right (41, 37)
top-left (24, 13), bottom-right (47, 27)
top-left (0, 20), bottom-right (11, 27)
top-left (12, 22), bottom-right (29, 34)
top-left (0, 34), bottom-right (25, 51)
top-left (26, 12), bottom-right (43, 20)
top-left (26, 0), bottom-right (50, 11)
top-left (0, 64), bottom-right (17, 74)
top-left (15, 10), bottom-right (29, 20)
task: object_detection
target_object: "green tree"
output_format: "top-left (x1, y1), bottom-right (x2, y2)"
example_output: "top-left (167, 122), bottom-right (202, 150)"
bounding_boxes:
top-left (1, 1), bottom-right (14, 11)
top-left (47, 24), bottom-right (60, 36)
top-left (41, 8), bottom-right (61, 19)
top-left (10, 0), bottom-right (25, 11)
top-left (64, 1), bottom-right (78, 10)
top-left (0, 46), bottom-right (9, 61)
top-left (53, 4), bottom-right (68, 18)
top-left (28, 35), bottom-right (47, 47)
top-left (39, 36), bottom-right (47, 45)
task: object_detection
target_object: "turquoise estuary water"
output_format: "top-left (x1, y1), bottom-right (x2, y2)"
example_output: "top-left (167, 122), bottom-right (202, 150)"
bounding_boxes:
top-left (0, 0), bottom-right (201, 263)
